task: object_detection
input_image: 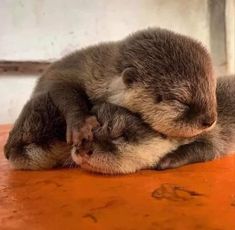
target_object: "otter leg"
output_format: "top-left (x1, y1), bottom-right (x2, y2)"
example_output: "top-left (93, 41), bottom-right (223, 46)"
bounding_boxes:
top-left (156, 141), bottom-right (217, 170)
top-left (35, 77), bottom-right (99, 146)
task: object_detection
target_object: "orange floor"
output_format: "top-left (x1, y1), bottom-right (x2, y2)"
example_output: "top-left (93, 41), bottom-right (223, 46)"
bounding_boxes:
top-left (0, 125), bottom-right (235, 230)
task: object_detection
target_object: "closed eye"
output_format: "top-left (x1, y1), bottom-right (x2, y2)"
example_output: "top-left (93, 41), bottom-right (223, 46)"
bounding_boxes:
top-left (170, 99), bottom-right (190, 109)
top-left (155, 94), bottom-right (189, 108)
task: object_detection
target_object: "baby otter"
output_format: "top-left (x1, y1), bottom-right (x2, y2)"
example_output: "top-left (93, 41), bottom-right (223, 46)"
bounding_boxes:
top-left (72, 103), bottom-right (189, 174)
top-left (72, 75), bottom-right (235, 173)
top-left (4, 76), bottom-right (235, 173)
top-left (32, 27), bottom-right (216, 145)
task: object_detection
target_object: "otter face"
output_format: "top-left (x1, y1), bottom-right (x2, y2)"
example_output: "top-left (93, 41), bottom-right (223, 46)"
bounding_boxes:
top-left (109, 28), bottom-right (217, 138)
top-left (72, 103), bottom-right (185, 174)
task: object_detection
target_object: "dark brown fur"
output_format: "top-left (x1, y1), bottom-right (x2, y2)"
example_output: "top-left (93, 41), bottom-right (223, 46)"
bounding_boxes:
top-left (4, 94), bottom-right (73, 169)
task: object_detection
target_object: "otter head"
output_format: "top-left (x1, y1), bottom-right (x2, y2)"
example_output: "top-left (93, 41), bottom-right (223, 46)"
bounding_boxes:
top-left (108, 28), bottom-right (217, 138)
top-left (4, 94), bottom-right (73, 170)
top-left (72, 103), bottom-right (186, 174)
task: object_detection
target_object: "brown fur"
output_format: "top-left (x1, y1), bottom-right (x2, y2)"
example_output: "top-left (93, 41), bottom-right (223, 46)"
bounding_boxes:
top-left (71, 76), bottom-right (235, 173)
top-left (4, 94), bottom-right (184, 171)
top-left (4, 76), bottom-right (235, 173)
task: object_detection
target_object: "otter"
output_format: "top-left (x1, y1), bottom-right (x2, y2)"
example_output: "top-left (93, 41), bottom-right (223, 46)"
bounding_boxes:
top-left (72, 103), bottom-right (189, 174)
top-left (31, 27), bottom-right (216, 146)
top-left (72, 75), bottom-right (235, 173)
top-left (4, 76), bottom-right (235, 173)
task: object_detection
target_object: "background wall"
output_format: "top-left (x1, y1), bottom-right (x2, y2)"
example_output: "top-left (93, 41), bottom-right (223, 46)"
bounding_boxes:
top-left (1, 0), bottom-right (211, 60)
top-left (0, 0), bottom-right (234, 123)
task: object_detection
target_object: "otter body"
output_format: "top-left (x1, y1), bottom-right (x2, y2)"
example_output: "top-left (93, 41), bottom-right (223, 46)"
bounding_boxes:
top-left (32, 28), bottom-right (216, 145)
top-left (4, 76), bottom-right (235, 173)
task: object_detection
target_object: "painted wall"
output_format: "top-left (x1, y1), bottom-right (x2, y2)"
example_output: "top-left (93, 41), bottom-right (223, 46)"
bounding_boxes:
top-left (1, 0), bottom-right (210, 61)
top-left (0, 75), bottom-right (37, 124)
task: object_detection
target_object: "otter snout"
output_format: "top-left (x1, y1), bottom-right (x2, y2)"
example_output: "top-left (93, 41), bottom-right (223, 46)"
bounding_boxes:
top-left (4, 145), bottom-right (10, 160)
top-left (4, 141), bottom-right (24, 161)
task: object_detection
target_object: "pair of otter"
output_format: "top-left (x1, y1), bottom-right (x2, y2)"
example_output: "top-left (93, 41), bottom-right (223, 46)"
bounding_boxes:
top-left (4, 28), bottom-right (235, 174)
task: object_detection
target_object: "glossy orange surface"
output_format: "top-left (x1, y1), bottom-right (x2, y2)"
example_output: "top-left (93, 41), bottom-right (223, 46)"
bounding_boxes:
top-left (0, 124), bottom-right (235, 230)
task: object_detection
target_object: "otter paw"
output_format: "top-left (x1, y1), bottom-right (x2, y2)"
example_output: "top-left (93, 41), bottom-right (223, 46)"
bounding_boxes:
top-left (66, 116), bottom-right (100, 146)
top-left (156, 154), bottom-right (185, 170)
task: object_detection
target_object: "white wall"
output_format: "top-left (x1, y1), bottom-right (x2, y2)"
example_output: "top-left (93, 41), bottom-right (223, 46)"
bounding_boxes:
top-left (0, 0), bottom-right (210, 61)
top-left (0, 75), bottom-right (37, 124)
top-left (0, 0), bottom-right (231, 124)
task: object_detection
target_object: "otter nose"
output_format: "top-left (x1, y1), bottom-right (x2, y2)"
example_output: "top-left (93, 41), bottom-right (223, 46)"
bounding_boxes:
top-left (86, 150), bottom-right (93, 156)
top-left (4, 144), bottom-right (12, 160)
top-left (201, 116), bottom-right (216, 128)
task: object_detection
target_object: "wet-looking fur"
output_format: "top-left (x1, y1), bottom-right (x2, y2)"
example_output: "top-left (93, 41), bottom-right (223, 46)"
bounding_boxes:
top-left (4, 76), bottom-right (235, 174)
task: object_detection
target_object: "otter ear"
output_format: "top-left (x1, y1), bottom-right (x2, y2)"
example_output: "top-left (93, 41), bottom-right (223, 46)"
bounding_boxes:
top-left (121, 67), bottom-right (138, 86)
